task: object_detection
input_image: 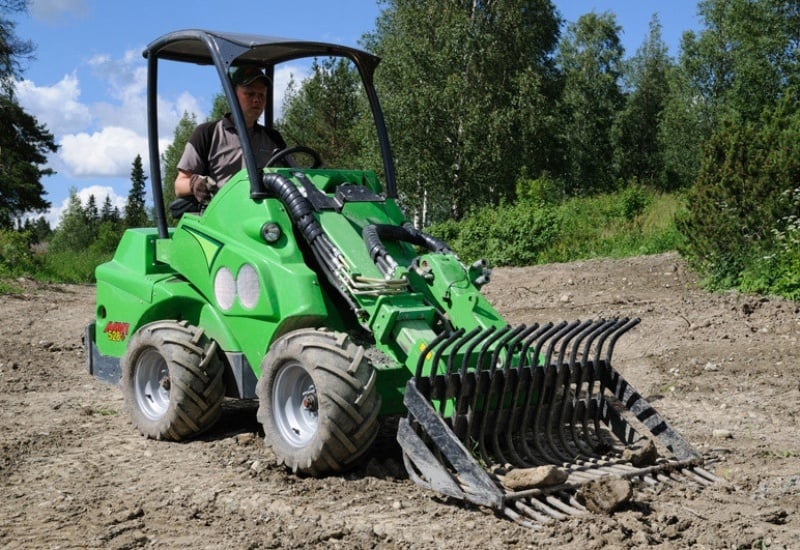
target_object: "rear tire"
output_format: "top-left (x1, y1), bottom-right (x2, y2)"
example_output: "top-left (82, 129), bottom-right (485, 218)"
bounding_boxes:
top-left (121, 320), bottom-right (224, 441)
top-left (256, 328), bottom-right (380, 475)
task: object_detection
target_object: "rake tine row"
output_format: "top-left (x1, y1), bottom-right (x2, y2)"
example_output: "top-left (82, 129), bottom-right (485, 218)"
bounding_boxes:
top-left (401, 317), bottom-right (716, 526)
top-left (416, 319), bottom-right (646, 465)
top-left (495, 459), bottom-right (716, 524)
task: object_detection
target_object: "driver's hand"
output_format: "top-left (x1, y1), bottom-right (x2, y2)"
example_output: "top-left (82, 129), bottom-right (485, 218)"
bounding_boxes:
top-left (189, 174), bottom-right (217, 204)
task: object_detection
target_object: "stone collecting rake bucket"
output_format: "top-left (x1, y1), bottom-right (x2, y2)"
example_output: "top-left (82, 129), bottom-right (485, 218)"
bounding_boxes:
top-left (397, 318), bottom-right (720, 526)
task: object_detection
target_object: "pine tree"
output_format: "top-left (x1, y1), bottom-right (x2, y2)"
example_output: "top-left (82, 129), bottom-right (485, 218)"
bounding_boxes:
top-left (278, 57), bottom-right (365, 168)
top-left (209, 93), bottom-right (228, 121)
top-left (124, 155), bottom-right (148, 228)
top-left (0, 1), bottom-right (58, 227)
top-left (100, 194), bottom-right (120, 224)
top-left (557, 11), bottom-right (625, 195)
top-left (612, 16), bottom-right (672, 188)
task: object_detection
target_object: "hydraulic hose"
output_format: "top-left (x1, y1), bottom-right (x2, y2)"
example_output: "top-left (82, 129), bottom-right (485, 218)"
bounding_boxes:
top-left (263, 173), bottom-right (325, 249)
top-left (261, 172), bottom-right (358, 313)
top-left (363, 222), bottom-right (453, 278)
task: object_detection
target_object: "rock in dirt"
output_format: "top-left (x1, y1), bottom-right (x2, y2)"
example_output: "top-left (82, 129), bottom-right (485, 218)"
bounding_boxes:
top-left (713, 429), bottom-right (733, 439)
top-left (575, 477), bottom-right (633, 514)
top-left (622, 439), bottom-right (659, 467)
top-left (502, 465), bottom-right (568, 490)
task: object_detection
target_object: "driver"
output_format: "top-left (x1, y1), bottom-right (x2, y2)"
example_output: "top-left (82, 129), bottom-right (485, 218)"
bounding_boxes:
top-left (174, 66), bottom-right (287, 204)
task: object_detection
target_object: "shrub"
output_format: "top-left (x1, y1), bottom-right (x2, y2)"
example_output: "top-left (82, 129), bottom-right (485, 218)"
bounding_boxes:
top-left (677, 102), bottom-right (800, 289)
top-left (429, 200), bottom-right (559, 266)
top-left (618, 183), bottom-right (650, 221)
top-left (428, 186), bottom-right (682, 268)
top-left (739, 188), bottom-right (800, 299)
top-left (515, 173), bottom-right (563, 205)
top-left (0, 229), bottom-right (38, 278)
top-left (41, 248), bottom-right (113, 283)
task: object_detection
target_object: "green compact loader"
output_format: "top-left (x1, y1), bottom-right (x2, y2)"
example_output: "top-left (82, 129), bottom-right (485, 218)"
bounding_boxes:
top-left (85, 30), bottom-right (717, 526)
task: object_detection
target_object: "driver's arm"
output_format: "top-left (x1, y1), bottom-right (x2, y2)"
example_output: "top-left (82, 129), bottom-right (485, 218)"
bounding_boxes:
top-left (175, 170), bottom-right (193, 197)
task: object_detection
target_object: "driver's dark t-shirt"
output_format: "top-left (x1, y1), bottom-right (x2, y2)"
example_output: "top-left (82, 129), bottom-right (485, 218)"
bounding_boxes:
top-left (177, 113), bottom-right (285, 186)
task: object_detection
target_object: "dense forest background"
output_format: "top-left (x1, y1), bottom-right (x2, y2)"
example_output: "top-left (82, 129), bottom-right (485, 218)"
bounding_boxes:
top-left (2, 0), bottom-right (799, 298)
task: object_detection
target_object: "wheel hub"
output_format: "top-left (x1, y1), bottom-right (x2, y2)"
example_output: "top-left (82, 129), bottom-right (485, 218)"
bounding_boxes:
top-left (301, 390), bottom-right (318, 412)
top-left (273, 364), bottom-right (318, 447)
top-left (134, 348), bottom-right (171, 421)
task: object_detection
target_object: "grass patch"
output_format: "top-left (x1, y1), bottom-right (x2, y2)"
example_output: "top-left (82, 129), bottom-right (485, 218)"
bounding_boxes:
top-left (430, 187), bottom-right (685, 267)
top-left (0, 278), bottom-right (24, 295)
top-left (544, 189), bottom-right (684, 263)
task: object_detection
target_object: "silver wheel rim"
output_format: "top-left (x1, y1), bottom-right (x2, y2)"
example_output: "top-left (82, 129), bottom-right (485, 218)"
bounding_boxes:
top-left (273, 363), bottom-right (317, 447)
top-left (134, 348), bottom-right (170, 421)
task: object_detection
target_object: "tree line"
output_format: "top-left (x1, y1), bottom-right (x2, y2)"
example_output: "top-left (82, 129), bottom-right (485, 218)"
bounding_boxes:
top-left (46, 154), bottom-right (148, 254)
top-left (276, 0), bottom-right (800, 295)
top-left (2, 0), bottom-right (799, 296)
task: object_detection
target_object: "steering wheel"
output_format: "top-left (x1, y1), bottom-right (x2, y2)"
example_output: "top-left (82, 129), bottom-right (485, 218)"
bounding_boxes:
top-left (266, 145), bottom-right (323, 168)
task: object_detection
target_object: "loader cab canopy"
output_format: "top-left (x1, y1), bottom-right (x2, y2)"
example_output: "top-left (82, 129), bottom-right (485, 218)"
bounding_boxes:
top-left (143, 29), bottom-right (396, 238)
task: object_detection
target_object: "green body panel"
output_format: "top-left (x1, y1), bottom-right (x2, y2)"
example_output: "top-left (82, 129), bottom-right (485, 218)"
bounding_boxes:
top-left (94, 166), bottom-right (507, 414)
top-left (95, 229), bottom-right (177, 358)
top-left (162, 173), bottom-right (330, 374)
top-left (97, 170), bottom-right (332, 376)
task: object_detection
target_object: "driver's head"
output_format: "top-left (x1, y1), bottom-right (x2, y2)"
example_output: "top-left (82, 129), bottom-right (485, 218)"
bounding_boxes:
top-left (230, 67), bottom-right (270, 127)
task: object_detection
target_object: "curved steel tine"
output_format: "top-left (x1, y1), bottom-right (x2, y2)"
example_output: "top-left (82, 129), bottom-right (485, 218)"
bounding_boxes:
top-left (554, 320), bottom-right (597, 458)
top-left (453, 326), bottom-right (495, 442)
top-left (442, 325), bottom-right (482, 418)
top-left (543, 321), bottom-right (590, 463)
top-left (591, 319), bottom-right (630, 451)
top-left (470, 325), bottom-right (513, 466)
top-left (415, 330), bottom-right (452, 382)
top-left (479, 325), bottom-right (527, 466)
top-left (431, 328), bottom-right (465, 414)
top-left (504, 324), bottom-right (551, 467)
top-left (520, 321), bottom-right (566, 465)
top-left (488, 324), bottom-right (540, 467)
top-left (573, 320), bottom-right (617, 454)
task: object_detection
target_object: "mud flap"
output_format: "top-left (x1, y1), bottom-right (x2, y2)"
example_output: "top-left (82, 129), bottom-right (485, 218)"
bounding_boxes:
top-left (83, 323), bottom-right (121, 384)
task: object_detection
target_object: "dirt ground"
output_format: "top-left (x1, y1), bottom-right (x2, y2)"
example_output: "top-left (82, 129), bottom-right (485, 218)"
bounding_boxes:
top-left (1, 252), bottom-right (799, 549)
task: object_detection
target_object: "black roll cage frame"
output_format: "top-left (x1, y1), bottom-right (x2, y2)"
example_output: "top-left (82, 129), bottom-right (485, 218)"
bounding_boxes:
top-left (143, 29), bottom-right (397, 239)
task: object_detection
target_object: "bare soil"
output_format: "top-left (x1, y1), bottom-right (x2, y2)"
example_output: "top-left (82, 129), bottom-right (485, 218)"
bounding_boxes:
top-left (1, 252), bottom-right (799, 549)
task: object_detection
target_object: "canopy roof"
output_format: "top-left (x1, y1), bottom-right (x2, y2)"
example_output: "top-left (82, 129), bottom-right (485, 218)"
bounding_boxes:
top-left (144, 29), bottom-right (380, 73)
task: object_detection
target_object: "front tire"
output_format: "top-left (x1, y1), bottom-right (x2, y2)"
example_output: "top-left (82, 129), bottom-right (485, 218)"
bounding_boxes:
top-left (121, 320), bottom-right (225, 441)
top-left (256, 328), bottom-right (380, 475)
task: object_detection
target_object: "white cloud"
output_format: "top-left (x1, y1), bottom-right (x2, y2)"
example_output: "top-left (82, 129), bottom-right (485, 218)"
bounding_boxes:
top-left (15, 48), bottom-right (309, 199)
top-left (86, 50), bottom-right (150, 134)
top-left (273, 64), bottom-right (310, 117)
top-left (88, 50), bottom-right (148, 103)
top-left (14, 74), bottom-right (92, 135)
top-left (29, 0), bottom-right (89, 21)
top-left (60, 126), bottom-right (148, 177)
top-left (174, 92), bottom-right (203, 122)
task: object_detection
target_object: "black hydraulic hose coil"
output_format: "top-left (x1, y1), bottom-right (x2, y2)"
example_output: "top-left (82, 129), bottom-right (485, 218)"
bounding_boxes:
top-left (262, 173), bottom-right (324, 245)
top-left (363, 222), bottom-right (452, 263)
top-left (401, 222), bottom-right (452, 255)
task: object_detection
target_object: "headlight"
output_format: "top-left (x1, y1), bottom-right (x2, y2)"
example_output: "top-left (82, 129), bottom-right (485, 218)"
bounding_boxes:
top-left (214, 267), bottom-right (236, 310)
top-left (237, 264), bottom-right (260, 309)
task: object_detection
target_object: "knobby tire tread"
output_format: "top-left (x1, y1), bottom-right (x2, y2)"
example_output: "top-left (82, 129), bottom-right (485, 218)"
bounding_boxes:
top-left (121, 320), bottom-right (224, 441)
top-left (256, 328), bottom-right (381, 475)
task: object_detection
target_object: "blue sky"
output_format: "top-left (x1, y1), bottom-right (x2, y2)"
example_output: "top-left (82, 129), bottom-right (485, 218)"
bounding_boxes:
top-left (13, 0), bottom-right (703, 228)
